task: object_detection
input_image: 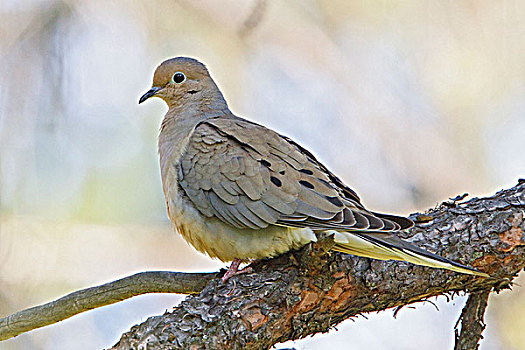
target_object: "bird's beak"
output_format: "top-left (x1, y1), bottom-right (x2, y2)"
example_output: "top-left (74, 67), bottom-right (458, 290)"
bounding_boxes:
top-left (139, 86), bottom-right (162, 104)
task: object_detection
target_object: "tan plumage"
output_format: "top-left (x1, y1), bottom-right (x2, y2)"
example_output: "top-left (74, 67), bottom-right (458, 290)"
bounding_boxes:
top-left (139, 57), bottom-right (488, 278)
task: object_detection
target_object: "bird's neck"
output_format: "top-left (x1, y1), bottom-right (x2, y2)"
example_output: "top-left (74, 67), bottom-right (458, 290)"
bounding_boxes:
top-left (157, 101), bottom-right (229, 195)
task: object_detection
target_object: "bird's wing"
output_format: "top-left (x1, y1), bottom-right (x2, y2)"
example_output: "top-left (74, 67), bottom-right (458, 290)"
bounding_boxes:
top-left (179, 115), bottom-right (412, 231)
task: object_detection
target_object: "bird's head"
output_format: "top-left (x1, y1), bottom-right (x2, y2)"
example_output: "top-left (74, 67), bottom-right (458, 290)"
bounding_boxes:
top-left (139, 57), bottom-right (226, 110)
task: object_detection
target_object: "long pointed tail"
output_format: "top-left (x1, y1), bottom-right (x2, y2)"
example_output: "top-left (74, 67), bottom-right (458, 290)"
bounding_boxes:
top-left (331, 230), bottom-right (488, 277)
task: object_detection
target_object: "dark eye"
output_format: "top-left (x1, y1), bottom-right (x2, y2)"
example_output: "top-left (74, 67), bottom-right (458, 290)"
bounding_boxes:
top-left (171, 72), bottom-right (186, 84)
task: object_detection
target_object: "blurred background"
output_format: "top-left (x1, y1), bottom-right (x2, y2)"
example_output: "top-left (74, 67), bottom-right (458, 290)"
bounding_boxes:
top-left (1, 0), bottom-right (524, 349)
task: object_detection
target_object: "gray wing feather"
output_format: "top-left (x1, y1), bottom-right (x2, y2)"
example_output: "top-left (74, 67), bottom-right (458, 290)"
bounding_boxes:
top-left (178, 115), bottom-right (413, 232)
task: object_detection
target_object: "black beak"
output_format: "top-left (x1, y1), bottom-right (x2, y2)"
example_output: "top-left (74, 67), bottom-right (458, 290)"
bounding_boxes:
top-left (139, 87), bottom-right (162, 104)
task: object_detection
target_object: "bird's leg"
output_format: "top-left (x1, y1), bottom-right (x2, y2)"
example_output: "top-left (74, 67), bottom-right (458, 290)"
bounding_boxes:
top-left (221, 258), bottom-right (254, 282)
top-left (222, 258), bottom-right (242, 282)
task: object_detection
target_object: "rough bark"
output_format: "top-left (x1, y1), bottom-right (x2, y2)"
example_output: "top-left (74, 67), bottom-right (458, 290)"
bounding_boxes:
top-left (113, 181), bottom-right (525, 350)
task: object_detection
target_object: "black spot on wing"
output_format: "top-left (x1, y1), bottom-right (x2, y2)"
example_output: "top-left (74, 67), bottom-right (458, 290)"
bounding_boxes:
top-left (259, 159), bottom-right (271, 167)
top-left (299, 169), bottom-right (314, 175)
top-left (326, 196), bottom-right (344, 208)
top-left (278, 135), bottom-right (362, 203)
top-left (270, 176), bottom-right (282, 187)
top-left (299, 180), bottom-right (314, 189)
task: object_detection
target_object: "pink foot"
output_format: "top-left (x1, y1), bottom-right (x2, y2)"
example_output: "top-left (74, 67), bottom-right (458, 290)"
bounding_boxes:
top-left (222, 259), bottom-right (242, 282)
top-left (221, 259), bottom-right (254, 282)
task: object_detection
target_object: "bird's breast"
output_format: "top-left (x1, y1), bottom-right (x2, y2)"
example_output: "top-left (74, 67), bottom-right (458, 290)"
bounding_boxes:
top-left (165, 190), bottom-right (317, 262)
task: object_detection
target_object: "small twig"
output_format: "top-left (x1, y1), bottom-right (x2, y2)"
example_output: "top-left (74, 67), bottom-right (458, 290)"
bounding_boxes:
top-left (450, 193), bottom-right (469, 202)
top-left (423, 298), bottom-right (440, 312)
top-left (238, 0), bottom-right (267, 37)
top-left (392, 305), bottom-right (404, 318)
top-left (454, 289), bottom-right (491, 350)
top-left (0, 271), bottom-right (216, 341)
top-left (443, 193), bottom-right (469, 207)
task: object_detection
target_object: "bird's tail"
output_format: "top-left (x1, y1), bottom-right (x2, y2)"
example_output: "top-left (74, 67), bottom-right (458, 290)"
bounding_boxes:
top-left (331, 230), bottom-right (488, 277)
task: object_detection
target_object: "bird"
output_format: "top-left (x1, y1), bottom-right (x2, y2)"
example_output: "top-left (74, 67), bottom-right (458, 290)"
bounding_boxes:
top-left (139, 57), bottom-right (488, 281)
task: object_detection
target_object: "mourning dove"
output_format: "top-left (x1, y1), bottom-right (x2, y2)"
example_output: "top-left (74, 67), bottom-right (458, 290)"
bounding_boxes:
top-left (139, 57), bottom-right (488, 281)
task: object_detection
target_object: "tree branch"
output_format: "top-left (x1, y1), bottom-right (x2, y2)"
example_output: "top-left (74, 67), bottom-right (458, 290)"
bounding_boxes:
top-left (0, 272), bottom-right (217, 341)
top-left (1, 182), bottom-right (524, 347)
top-left (454, 289), bottom-right (491, 350)
top-left (112, 181), bottom-right (525, 350)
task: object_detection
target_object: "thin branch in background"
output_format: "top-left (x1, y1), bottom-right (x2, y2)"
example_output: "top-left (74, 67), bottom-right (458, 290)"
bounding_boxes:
top-left (0, 271), bottom-right (217, 341)
top-left (454, 289), bottom-right (491, 350)
top-left (238, 0), bottom-right (267, 37)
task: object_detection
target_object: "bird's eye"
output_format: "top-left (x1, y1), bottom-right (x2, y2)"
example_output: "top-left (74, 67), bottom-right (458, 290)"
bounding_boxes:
top-left (171, 72), bottom-right (186, 84)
